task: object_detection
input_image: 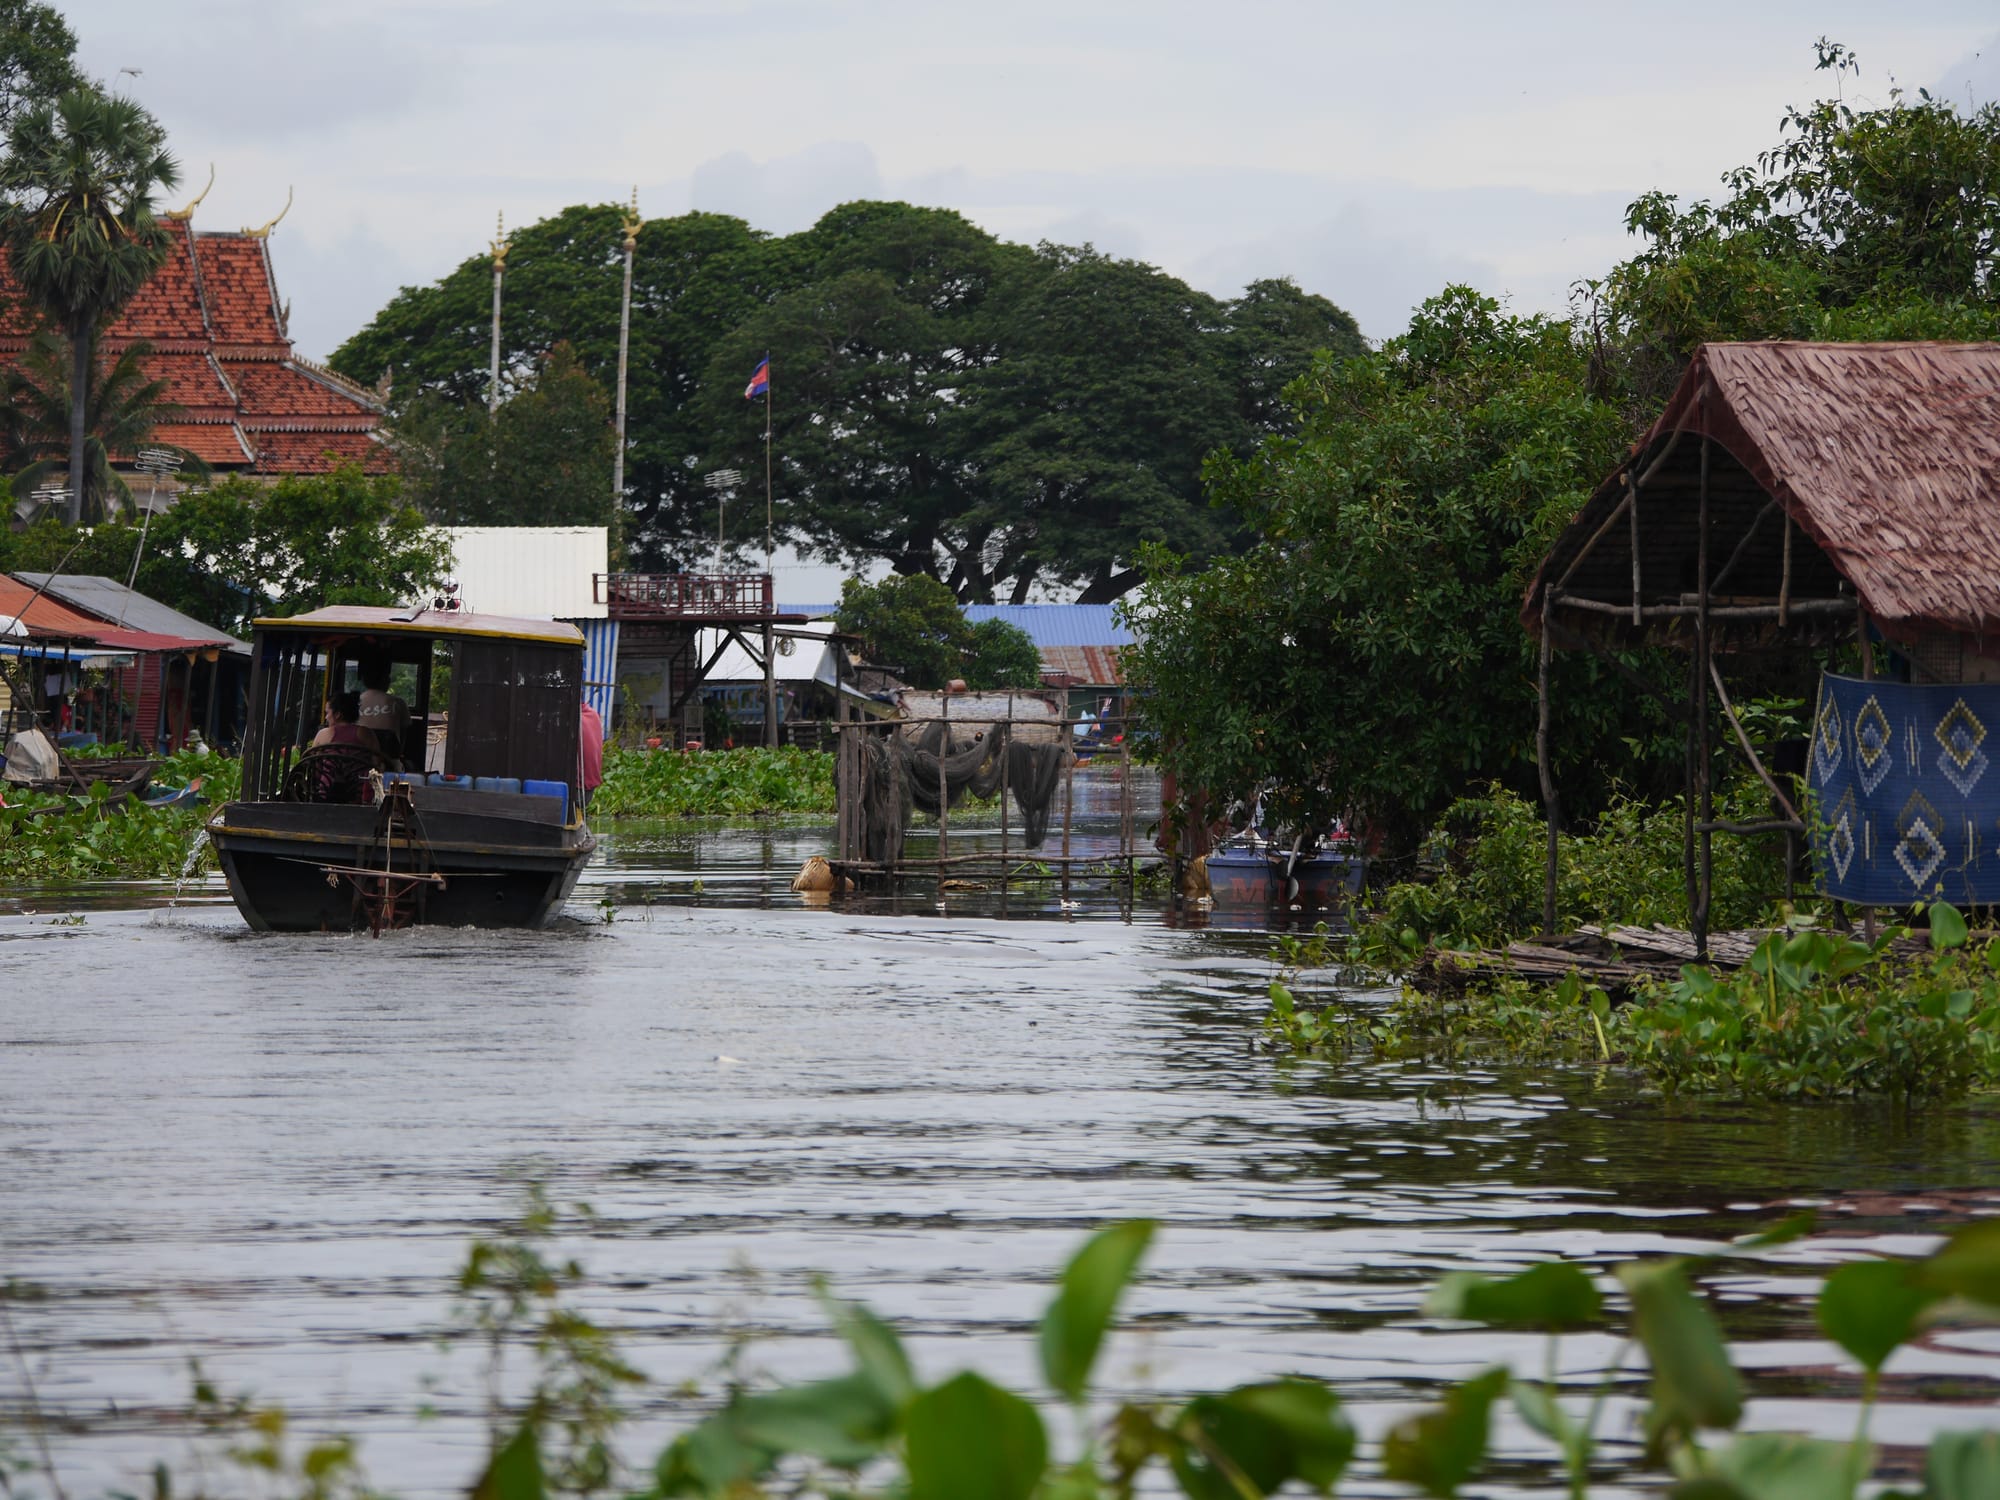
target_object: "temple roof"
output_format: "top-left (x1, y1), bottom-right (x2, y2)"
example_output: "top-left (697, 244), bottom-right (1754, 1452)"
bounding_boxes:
top-left (0, 217), bottom-right (388, 480)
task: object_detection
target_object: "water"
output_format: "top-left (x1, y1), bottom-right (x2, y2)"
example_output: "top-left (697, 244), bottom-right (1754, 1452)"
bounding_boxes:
top-left (4, 771), bottom-right (1999, 1494)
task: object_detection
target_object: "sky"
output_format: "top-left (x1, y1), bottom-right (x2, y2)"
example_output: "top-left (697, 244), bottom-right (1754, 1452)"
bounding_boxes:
top-left (60, 1), bottom-right (2000, 596)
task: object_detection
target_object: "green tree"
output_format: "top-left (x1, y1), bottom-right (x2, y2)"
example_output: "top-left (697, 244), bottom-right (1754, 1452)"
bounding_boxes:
top-left (1126, 288), bottom-right (1638, 848)
top-left (962, 617), bottom-right (1043, 691)
top-left (0, 0), bottom-right (82, 138)
top-left (395, 342), bottom-right (616, 527)
top-left (1223, 277), bottom-right (1368, 431)
top-left (335, 205), bottom-right (803, 567)
top-left (694, 203), bottom-right (1025, 590)
top-left (832, 574), bottom-right (1037, 690)
top-left (835, 573), bottom-right (970, 688)
top-left (1584, 41), bottom-right (2000, 413)
top-left (152, 466), bottom-right (450, 634)
top-left (335, 201), bottom-right (1367, 599)
top-left (956, 245), bottom-right (1247, 603)
top-left (0, 87), bottom-right (178, 524)
top-left (1, 329), bottom-right (205, 520)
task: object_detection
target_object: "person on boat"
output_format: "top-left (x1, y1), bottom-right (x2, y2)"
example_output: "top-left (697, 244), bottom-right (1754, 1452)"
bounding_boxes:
top-left (355, 652), bottom-right (410, 764)
top-left (307, 693), bottom-right (381, 803)
top-left (579, 700), bottom-right (604, 809)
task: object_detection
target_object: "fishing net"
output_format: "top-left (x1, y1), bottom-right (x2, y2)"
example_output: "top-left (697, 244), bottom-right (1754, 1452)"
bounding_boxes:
top-left (847, 721), bottom-right (1071, 865)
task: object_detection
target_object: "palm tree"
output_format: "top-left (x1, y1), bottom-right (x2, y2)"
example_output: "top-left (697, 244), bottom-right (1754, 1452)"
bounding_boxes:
top-left (2, 329), bottom-right (207, 521)
top-left (0, 87), bottom-right (178, 523)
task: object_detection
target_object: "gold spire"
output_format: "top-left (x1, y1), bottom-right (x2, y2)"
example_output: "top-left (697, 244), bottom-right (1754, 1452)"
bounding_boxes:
top-left (243, 185), bottom-right (293, 239)
top-left (620, 186), bottom-right (642, 253)
top-left (163, 163), bottom-right (214, 222)
top-left (491, 211), bottom-right (510, 272)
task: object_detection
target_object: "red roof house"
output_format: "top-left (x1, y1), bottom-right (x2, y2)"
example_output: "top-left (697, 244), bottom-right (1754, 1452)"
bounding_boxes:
top-left (0, 208), bottom-right (388, 485)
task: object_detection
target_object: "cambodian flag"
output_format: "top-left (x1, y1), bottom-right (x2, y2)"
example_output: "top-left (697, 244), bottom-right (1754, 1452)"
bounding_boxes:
top-left (744, 356), bottom-right (770, 399)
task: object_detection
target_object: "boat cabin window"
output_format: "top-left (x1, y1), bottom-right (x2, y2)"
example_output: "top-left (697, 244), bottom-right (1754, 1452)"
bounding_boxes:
top-left (242, 626), bottom-right (581, 810)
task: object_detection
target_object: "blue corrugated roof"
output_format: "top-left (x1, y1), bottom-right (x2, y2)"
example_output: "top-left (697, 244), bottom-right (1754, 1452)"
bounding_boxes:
top-left (778, 602), bottom-right (1134, 649)
top-left (963, 604), bottom-right (1134, 648)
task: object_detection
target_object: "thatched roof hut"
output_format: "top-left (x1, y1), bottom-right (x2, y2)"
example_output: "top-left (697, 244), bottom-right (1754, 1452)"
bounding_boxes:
top-left (1523, 342), bottom-right (2000, 947)
top-left (1526, 342), bottom-right (2000, 664)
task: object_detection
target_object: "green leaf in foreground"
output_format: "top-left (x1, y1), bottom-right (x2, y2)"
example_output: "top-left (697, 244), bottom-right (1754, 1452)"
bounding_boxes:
top-left (1617, 1261), bottom-right (1743, 1449)
top-left (1703, 1433), bottom-right (1866, 1500)
top-left (471, 1423), bottom-right (544, 1500)
top-left (1425, 1261), bottom-right (1601, 1330)
top-left (1918, 1218), bottom-right (2000, 1309)
top-left (1929, 900), bottom-right (1969, 950)
top-left (817, 1283), bottom-right (918, 1404)
top-left (905, 1372), bottom-right (1047, 1500)
top-left (1817, 1259), bottom-right (1937, 1374)
top-left (1381, 1366), bottom-right (1507, 1497)
top-left (1038, 1218), bottom-right (1155, 1402)
top-left (730, 1373), bottom-right (896, 1468)
top-left (1927, 1430), bottom-right (2000, 1500)
top-left (1170, 1378), bottom-right (1354, 1499)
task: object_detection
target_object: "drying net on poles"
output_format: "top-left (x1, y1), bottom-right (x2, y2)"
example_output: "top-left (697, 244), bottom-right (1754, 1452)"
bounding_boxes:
top-left (847, 721), bottom-right (1071, 866)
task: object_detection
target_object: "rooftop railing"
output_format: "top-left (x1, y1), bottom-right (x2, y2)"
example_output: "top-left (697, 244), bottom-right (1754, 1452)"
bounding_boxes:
top-left (595, 572), bottom-right (774, 619)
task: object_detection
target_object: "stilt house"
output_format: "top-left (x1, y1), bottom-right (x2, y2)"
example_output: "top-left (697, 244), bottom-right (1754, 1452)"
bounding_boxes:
top-left (1524, 341), bottom-right (2000, 948)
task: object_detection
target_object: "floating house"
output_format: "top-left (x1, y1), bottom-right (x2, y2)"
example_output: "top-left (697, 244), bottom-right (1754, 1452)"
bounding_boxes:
top-left (2, 573), bottom-right (247, 750)
top-left (1523, 341), bottom-right (2000, 947)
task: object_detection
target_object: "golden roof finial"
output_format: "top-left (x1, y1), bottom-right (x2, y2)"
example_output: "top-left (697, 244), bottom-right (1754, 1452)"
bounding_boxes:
top-left (163, 163), bottom-right (214, 223)
top-left (620, 187), bottom-right (642, 253)
top-left (492, 210), bottom-right (510, 271)
top-left (243, 185), bottom-right (293, 239)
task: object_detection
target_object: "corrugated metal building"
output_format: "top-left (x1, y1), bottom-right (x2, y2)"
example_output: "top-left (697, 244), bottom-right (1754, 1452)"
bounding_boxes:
top-left (779, 601), bottom-right (1133, 689)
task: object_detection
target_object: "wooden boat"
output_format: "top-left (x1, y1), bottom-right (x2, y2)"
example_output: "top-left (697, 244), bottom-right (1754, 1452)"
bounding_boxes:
top-left (1206, 835), bottom-right (1366, 911)
top-left (207, 606), bottom-right (596, 933)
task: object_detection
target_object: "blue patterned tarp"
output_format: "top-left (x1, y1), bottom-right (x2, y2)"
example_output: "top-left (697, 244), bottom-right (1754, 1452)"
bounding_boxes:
top-left (1807, 673), bottom-right (2000, 906)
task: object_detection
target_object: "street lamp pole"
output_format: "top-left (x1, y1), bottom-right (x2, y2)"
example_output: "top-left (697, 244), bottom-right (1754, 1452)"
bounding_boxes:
top-left (611, 190), bottom-right (641, 560)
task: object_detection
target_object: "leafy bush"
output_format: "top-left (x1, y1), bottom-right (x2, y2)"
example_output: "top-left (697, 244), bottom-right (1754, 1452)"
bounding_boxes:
top-left (1279, 907), bottom-right (2000, 1101)
top-left (0, 744), bottom-right (236, 882)
top-left (592, 746), bottom-right (834, 818)
top-left (1368, 782), bottom-right (1788, 954)
top-left (1625, 915), bottom-right (2000, 1100)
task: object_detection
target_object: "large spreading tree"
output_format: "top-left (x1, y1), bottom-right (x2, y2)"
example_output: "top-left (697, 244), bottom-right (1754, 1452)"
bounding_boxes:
top-left (332, 201), bottom-right (1364, 601)
top-left (0, 87), bottom-right (178, 524)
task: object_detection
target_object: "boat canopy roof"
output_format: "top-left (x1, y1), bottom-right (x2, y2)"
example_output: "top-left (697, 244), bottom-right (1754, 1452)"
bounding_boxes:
top-left (252, 605), bottom-right (584, 648)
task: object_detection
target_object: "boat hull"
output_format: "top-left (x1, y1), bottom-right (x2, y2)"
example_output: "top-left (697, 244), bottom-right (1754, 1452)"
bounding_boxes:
top-left (1206, 846), bottom-right (1365, 909)
top-left (208, 801), bottom-right (595, 932)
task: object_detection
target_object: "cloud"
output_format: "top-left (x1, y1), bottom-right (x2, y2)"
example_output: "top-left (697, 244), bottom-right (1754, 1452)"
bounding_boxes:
top-left (1932, 29), bottom-right (2000, 108)
top-left (690, 143), bottom-right (883, 234)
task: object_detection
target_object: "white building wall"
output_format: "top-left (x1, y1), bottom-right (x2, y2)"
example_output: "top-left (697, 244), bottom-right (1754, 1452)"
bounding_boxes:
top-left (441, 527), bottom-right (608, 620)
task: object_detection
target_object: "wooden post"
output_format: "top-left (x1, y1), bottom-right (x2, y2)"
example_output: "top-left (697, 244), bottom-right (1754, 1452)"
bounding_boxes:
top-left (1629, 471), bottom-right (1642, 626)
top-left (1119, 711), bottom-right (1134, 892)
top-left (999, 697), bottom-right (1011, 867)
top-left (1538, 590), bottom-right (1560, 937)
top-left (1060, 720), bottom-right (1077, 902)
top-left (936, 694), bottom-right (949, 900)
top-left (1693, 405), bottom-right (1714, 960)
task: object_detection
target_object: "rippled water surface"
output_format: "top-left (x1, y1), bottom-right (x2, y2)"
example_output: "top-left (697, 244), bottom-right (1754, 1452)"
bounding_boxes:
top-left (4, 775), bottom-right (2000, 1494)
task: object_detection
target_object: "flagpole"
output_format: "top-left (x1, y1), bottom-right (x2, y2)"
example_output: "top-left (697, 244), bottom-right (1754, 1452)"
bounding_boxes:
top-left (762, 358), bottom-right (777, 750)
top-left (763, 360), bottom-right (773, 575)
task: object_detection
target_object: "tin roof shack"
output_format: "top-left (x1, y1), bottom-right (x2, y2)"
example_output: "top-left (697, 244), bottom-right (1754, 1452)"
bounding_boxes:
top-left (961, 605), bottom-right (1133, 697)
top-left (12, 574), bottom-right (250, 751)
top-left (1523, 341), bottom-right (2000, 952)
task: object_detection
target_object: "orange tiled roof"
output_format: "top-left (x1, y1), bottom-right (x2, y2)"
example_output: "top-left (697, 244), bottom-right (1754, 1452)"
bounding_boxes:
top-left (0, 218), bottom-right (387, 477)
top-left (146, 423), bottom-right (256, 466)
top-left (194, 234), bottom-right (287, 346)
top-left (246, 429), bottom-right (384, 474)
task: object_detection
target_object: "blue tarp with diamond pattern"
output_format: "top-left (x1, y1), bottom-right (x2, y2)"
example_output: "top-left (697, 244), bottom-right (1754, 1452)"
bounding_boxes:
top-left (1807, 673), bottom-right (2000, 906)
